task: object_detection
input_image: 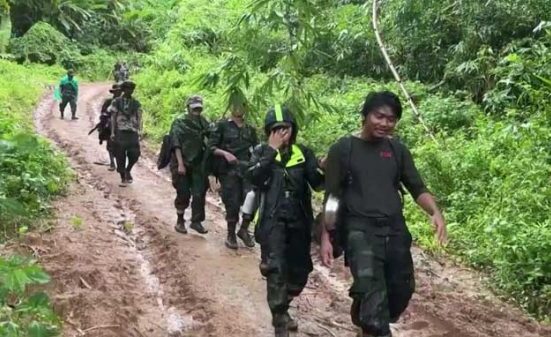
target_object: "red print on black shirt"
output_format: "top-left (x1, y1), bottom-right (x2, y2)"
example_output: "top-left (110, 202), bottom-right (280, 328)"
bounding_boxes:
top-left (380, 151), bottom-right (392, 158)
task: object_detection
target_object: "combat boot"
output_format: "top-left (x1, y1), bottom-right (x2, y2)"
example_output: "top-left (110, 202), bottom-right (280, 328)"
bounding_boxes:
top-left (225, 222), bottom-right (238, 250)
top-left (237, 220), bottom-right (255, 248)
top-left (190, 222), bottom-right (208, 234)
top-left (274, 326), bottom-right (289, 337)
top-left (175, 214), bottom-right (187, 234)
top-left (273, 314), bottom-right (289, 337)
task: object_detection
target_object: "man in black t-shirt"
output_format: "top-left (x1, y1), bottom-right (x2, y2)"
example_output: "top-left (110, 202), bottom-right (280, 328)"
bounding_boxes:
top-left (319, 91), bottom-right (447, 337)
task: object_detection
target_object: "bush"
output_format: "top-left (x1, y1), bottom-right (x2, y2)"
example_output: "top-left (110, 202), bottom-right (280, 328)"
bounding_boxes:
top-left (0, 60), bottom-right (70, 241)
top-left (0, 255), bottom-right (60, 337)
top-left (9, 22), bottom-right (80, 66)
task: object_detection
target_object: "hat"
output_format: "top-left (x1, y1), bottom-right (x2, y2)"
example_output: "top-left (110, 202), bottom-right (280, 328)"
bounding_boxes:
top-left (187, 95), bottom-right (203, 109)
top-left (109, 83), bottom-right (121, 93)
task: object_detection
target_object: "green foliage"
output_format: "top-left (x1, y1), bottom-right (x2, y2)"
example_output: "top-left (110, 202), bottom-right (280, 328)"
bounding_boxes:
top-left (0, 60), bottom-right (70, 241)
top-left (132, 0), bottom-right (551, 319)
top-left (9, 22), bottom-right (80, 66)
top-left (0, 255), bottom-right (60, 337)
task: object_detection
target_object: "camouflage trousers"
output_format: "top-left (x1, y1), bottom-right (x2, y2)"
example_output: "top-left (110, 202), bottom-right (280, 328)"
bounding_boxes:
top-left (219, 170), bottom-right (251, 223)
top-left (59, 96), bottom-right (77, 117)
top-left (171, 162), bottom-right (207, 222)
top-left (347, 226), bottom-right (415, 336)
top-left (259, 218), bottom-right (313, 327)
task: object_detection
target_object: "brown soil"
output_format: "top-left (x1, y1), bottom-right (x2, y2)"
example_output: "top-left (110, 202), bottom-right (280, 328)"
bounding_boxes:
top-left (17, 83), bottom-right (551, 337)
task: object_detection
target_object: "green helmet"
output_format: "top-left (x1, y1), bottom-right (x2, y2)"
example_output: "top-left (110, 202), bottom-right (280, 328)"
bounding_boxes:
top-left (264, 104), bottom-right (298, 142)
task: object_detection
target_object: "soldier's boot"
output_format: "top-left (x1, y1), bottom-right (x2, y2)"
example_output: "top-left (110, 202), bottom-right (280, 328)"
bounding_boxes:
top-left (60, 110), bottom-right (64, 119)
top-left (225, 222), bottom-right (238, 250)
top-left (174, 214), bottom-right (187, 234)
top-left (237, 220), bottom-right (255, 248)
top-left (273, 314), bottom-right (289, 337)
top-left (274, 326), bottom-right (289, 337)
top-left (190, 222), bottom-right (208, 234)
top-left (284, 312), bottom-right (298, 331)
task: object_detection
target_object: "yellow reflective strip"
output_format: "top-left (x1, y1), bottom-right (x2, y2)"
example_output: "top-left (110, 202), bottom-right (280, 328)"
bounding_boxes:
top-left (285, 145), bottom-right (305, 168)
top-left (275, 104), bottom-right (283, 122)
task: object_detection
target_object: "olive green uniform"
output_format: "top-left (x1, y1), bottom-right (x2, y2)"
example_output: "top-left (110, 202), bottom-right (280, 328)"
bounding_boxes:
top-left (169, 114), bottom-right (210, 222)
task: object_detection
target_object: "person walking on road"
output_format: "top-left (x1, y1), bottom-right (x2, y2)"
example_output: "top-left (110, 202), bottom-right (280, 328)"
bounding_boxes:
top-left (169, 95), bottom-right (211, 235)
top-left (319, 91), bottom-right (447, 337)
top-left (248, 104), bottom-right (325, 337)
top-left (208, 105), bottom-right (258, 249)
top-left (108, 80), bottom-right (143, 187)
top-left (59, 69), bottom-right (79, 120)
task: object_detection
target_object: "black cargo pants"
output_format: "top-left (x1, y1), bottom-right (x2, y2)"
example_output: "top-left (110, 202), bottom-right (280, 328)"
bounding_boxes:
top-left (219, 168), bottom-right (251, 223)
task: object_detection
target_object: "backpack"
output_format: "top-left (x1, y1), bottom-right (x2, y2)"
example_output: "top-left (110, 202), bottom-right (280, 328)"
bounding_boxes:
top-left (157, 134), bottom-right (173, 170)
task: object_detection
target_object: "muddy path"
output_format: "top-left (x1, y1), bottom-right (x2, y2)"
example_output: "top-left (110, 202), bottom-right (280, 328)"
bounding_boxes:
top-left (28, 83), bottom-right (550, 337)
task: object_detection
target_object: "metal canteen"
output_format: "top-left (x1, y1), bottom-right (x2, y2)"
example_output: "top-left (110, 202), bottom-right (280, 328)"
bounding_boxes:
top-left (323, 194), bottom-right (340, 231)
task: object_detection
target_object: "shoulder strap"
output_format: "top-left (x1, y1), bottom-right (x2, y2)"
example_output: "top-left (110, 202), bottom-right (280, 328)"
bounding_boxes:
top-left (342, 136), bottom-right (354, 187)
top-left (388, 138), bottom-right (406, 202)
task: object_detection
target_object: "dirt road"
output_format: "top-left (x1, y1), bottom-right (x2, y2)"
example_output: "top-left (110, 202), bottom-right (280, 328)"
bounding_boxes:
top-left (28, 84), bottom-right (550, 337)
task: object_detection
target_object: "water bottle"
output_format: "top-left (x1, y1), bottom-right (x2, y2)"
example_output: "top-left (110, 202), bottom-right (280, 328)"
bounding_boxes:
top-left (241, 190), bottom-right (258, 220)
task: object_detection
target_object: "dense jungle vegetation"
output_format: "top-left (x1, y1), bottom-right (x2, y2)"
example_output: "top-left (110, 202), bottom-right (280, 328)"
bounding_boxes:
top-left (0, 0), bottom-right (549, 326)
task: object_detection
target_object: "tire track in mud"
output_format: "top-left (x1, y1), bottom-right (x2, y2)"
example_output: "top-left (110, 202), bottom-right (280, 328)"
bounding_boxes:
top-left (33, 84), bottom-right (551, 337)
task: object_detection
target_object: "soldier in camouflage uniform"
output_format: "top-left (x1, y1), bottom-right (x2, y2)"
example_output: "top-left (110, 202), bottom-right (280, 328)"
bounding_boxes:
top-left (100, 83), bottom-right (122, 171)
top-left (108, 80), bottom-right (142, 187)
top-left (59, 69), bottom-right (79, 120)
top-left (170, 95), bottom-right (210, 235)
top-left (208, 106), bottom-right (258, 249)
top-left (319, 91), bottom-right (447, 337)
top-left (248, 105), bottom-right (325, 337)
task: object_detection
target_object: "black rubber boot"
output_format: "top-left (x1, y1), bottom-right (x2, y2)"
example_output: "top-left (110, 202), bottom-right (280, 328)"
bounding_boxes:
top-left (174, 214), bottom-right (187, 234)
top-left (225, 222), bottom-right (238, 250)
top-left (237, 220), bottom-right (255, 248)
top-left (190, 222), bottom-right (208, 234)
top-left (274, 326), bottom-right (289, 337)
top-left (273, 314), bottom-right (289, 337)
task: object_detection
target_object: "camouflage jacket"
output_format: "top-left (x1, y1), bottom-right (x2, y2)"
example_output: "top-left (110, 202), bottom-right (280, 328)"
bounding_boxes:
top-left (170, 114), bottom-right (210, 165)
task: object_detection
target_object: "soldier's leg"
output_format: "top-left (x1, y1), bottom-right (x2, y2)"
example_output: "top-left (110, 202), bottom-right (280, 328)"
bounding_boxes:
top-left (107, 140), bottom-right (116, 170)
top-left (172, 166), bottom-right (191, 233)
top-left (263, 221), bottom-right (289, 331)
top-left (189, 167), bottom-right (208, 233)
top-left (70, 98), bottom-right (78, 119)
top-left (347, 230), bottom-right (391, 337)
top-left (124, 132), bottom-right (140, 183)
top-left (386, 232), bottom-right (415, 323)
top-left (59, 97), bottom-right (69, 118)
top-left (114, 132), bottom-right (128, 183)
top-left (237, 178), bottom-right (255, 247)
top-left (220, 173), bottom-right (240, 248)
top-left (284, 225), bottom-right (313, 331)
